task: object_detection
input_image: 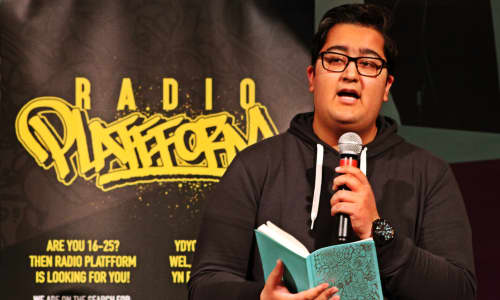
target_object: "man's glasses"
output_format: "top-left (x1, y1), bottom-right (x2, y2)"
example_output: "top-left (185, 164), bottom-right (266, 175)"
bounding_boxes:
top-left (319, 51), bottom-right (387, 77)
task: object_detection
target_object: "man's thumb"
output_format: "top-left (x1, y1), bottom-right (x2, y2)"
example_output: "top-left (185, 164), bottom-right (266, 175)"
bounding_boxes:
top-left (267, 259), bottom-right (284, 287)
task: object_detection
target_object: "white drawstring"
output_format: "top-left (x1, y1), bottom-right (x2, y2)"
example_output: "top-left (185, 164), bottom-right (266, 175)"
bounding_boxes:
top-left (361, 147), bottom-right (367, 175)
top-left (310, 144), bottom-right (323, 230)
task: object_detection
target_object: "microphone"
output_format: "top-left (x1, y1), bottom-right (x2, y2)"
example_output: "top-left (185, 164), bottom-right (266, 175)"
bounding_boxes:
top-left (337, 132), bottom-right (363, 243)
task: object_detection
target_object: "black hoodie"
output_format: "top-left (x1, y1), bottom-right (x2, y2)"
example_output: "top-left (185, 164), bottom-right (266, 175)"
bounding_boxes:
top-left (189, 112), bottom-right (476, 300)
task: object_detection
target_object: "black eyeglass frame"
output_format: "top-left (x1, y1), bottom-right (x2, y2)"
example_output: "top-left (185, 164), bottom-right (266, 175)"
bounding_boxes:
top-left (318, 51), bottom-right (388, 77)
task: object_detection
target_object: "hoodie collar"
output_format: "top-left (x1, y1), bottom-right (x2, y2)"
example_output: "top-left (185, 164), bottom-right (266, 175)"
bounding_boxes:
top-left (287, 112), bottom-right (404, 158)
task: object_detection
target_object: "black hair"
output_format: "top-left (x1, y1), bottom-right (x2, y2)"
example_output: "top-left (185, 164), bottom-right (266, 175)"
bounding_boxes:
top-left (311, 4), bottom-right (398, 74)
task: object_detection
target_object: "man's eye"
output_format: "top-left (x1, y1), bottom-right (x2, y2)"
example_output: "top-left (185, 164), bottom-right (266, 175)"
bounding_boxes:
top-left (326, 57), bottom-right (344, 64)
top-left (359, 60), bottom-right (380, 69)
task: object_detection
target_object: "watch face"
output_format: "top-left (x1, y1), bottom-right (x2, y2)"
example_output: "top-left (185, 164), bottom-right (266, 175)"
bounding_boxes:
top-left (373, 219), bottom-right (395, 245)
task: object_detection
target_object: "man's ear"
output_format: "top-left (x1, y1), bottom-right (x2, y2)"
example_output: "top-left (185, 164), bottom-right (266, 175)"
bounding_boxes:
top-left (383, 74), bottom-right (394, 102)
top-left (306, 65), bottom-right (315, 93)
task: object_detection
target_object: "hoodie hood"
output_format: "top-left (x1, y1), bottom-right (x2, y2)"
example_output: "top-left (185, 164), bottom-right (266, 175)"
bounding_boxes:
top-left (287, 112), bottom-right (404, 158)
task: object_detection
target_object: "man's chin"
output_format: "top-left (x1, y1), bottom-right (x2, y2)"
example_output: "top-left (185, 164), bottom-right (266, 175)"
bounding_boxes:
top-left (332, 117), bottom-right (364, 132)
top-left (331, 114), bottom-right (359, 127)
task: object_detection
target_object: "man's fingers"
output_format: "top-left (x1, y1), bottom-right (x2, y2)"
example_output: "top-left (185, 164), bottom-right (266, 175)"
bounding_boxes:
top-left (330, 190), bottom-right (358, 206)
top-left (313, 286), bottom-right (339, 300)
top-left (294, 283), bottom-right (329, 299)
top-left (332, 173), bottom-right (360, 192)
top-left (266, 259), bottom-right (284, 287)
top-left (331, 202), bottom-right (356, 217)
top-left (335, 165), bottom-right (369, 184)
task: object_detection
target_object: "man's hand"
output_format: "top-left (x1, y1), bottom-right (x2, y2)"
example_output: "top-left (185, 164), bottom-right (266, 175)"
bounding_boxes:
top-left (330, 165), bottom-right (379, 239)
top-left (260, 260), bottom-right (339, 300)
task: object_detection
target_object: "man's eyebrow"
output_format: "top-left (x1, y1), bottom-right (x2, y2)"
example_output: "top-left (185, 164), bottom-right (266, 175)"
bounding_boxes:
top-left (324, 45), bottom-right (384, 59)
top-left (324, 45), bottom-right (348, 52)
top-left (359, 48), bottom-right (384, 59)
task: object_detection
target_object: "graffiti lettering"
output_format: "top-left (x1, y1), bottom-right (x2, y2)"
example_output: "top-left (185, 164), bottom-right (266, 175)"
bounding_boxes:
top-left (16, 97), bottom-right (278, 191)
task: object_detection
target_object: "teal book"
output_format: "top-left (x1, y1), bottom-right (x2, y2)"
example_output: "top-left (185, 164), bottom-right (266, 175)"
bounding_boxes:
top-left (255, 221), bottom-right (383, 299)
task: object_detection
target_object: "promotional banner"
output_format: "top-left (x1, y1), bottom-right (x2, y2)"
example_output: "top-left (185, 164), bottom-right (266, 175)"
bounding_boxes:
top-left (0, 1), bottom-right (313, 299)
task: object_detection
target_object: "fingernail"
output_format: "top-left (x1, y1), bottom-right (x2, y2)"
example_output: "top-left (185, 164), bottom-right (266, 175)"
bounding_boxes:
top-left (335, 167), bottom-right (340, 172)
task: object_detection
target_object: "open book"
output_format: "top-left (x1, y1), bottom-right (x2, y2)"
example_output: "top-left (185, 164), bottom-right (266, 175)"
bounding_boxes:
top-left (255, 221), bottom-right (383, 299)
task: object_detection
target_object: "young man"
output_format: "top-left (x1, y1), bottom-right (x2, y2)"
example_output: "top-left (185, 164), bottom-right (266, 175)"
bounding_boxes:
top-left (189, 4), bottom-right (476, 300)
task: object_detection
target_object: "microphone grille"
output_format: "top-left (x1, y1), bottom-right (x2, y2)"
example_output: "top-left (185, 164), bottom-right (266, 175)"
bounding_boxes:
top-left (338, 132), bottom-right (363, 155)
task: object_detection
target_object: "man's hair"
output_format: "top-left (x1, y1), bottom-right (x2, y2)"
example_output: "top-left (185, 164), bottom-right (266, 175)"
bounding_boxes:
top-left (311, 4), bottom-right (397, 74)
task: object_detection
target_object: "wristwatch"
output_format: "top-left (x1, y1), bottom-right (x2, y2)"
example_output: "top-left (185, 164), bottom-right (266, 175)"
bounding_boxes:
top-left (372, 218), bottom-right (395, 246)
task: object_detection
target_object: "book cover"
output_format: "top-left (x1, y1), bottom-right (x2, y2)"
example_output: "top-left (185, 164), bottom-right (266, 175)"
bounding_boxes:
top-left (255, 221), bottom-right (383, 299)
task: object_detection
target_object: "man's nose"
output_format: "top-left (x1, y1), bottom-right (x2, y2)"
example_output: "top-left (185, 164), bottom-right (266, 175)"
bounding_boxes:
top-left (341, 61), bottom-right (359, 81)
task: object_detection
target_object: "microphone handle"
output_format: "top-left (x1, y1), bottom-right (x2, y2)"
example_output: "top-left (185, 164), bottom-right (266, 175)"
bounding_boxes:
top-left (337, 153), bottom-right (360, 243)
top-left (337, 185), bottom-right (350, 242)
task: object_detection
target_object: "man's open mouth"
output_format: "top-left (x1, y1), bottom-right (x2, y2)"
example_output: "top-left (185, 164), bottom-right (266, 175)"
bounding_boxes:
top-left (337, 89), bottom-right (360, 99)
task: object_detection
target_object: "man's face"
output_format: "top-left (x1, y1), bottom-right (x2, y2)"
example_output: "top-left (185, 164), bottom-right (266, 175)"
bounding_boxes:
top-left (307, 23), bottom-right (394, 142)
